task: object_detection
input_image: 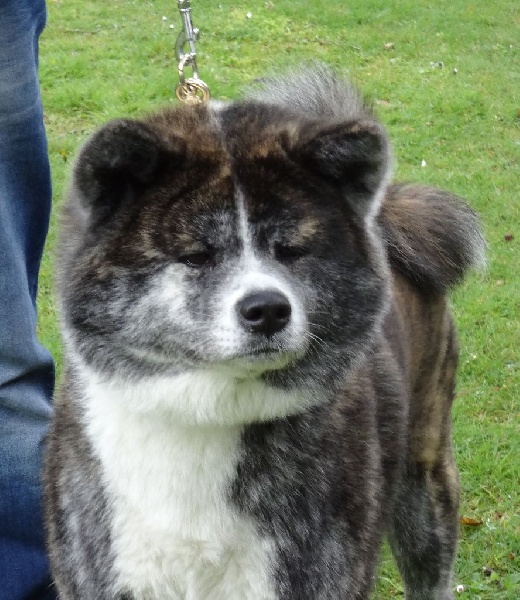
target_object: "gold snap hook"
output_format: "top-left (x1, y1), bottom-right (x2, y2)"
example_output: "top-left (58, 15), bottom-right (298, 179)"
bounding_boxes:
top-left (176, 78), bottom-right (211, 105)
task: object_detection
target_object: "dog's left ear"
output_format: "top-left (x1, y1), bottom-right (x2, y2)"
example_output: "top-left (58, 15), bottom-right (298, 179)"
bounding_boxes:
top-left (73, 119), bottom-right (181, 214)
top-left (292, 119), bottom-right (392, 217)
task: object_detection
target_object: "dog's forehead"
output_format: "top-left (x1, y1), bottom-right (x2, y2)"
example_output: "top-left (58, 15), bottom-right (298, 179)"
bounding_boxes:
top-left (148, 102), bottom-right (288, 162)
top-left (144, 103), bottom-right (320, 231)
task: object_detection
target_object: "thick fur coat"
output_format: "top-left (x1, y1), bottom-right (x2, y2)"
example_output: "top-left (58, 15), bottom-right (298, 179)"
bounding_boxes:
top-left (44, 66), bottom-right (484, 599)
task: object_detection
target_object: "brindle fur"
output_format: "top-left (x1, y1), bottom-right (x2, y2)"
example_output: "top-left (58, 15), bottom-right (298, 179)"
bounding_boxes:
top-left (44, 66), bottom-right (484, 599)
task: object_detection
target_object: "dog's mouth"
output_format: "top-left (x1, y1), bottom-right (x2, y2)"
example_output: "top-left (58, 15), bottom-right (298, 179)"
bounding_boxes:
top-left (223, 344), bottom-right (302, 375)
top-left (244, 347), bottom-right (281, 357)
top-left (238, 340), bottom-right (293, 359)
top-left (119, 338), bottom-right (303, 375)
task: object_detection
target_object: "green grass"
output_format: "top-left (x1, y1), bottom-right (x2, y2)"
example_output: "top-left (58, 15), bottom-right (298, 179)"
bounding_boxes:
top-left (39, 1), bottom-right (519, 597)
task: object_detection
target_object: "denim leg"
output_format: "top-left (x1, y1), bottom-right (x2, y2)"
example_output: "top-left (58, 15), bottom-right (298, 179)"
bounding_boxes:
top-left (0, 0), bottom-right (56, 598)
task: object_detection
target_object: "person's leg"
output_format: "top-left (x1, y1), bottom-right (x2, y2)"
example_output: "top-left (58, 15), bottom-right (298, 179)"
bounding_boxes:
top-left (0, 0), bottom-right (56, 597)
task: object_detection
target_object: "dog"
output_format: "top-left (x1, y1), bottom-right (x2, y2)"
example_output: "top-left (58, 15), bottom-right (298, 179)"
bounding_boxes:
top-left (44, 65), bottom-right (484, 599)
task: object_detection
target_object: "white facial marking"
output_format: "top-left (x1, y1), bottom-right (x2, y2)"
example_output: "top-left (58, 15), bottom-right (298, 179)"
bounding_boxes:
top-left (210, 188), bottom-right (309, 361)
top-left (236, 188), bottom-right (255, 262)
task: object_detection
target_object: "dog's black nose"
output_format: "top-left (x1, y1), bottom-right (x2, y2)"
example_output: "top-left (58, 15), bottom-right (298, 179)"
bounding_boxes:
top-left (237, 290), bottom-right (292, 336)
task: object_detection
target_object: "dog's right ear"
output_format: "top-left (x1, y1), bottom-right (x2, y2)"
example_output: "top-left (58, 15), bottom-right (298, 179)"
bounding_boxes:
top-left (73, 119), bottom-right (185, 217)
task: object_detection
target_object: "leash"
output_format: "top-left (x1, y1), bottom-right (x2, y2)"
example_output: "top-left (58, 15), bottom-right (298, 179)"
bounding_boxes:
top-left (175, 0), bottom-right (211, 104)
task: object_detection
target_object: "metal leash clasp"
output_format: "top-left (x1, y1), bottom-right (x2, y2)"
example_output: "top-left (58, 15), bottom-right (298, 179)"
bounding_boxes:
top-left (175, 0), bottom-right (210, 105)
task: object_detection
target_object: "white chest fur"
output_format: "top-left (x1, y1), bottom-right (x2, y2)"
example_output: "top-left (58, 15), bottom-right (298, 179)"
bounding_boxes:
top-left (83, 375), bottom-right (278, 600)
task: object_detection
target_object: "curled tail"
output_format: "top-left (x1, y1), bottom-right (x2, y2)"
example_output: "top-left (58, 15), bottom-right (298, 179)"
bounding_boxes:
top-left (379, 184), bottom-right (485, 293)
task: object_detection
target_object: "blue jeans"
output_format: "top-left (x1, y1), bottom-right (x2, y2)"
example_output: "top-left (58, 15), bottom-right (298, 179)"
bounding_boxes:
top-left (0, 0), bottom-right (55, 597)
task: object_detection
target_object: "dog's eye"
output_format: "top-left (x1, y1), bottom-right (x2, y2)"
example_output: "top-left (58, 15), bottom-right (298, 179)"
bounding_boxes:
top-left (274, 244), bottom-right (308, 263)
top-left (177, 251), bottom-right (214, 268)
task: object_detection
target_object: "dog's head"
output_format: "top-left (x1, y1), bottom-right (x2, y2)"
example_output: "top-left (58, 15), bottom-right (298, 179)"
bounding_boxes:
top-left (60, 78), bottom-right (392, 422)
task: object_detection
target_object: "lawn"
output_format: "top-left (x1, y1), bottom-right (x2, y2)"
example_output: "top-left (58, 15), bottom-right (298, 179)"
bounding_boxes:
top-left (38, 1), bottom-right (519, 597)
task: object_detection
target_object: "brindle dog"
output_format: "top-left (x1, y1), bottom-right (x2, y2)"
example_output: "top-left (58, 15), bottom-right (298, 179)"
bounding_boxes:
top-left (44, 66), bottom-right (484, 600)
